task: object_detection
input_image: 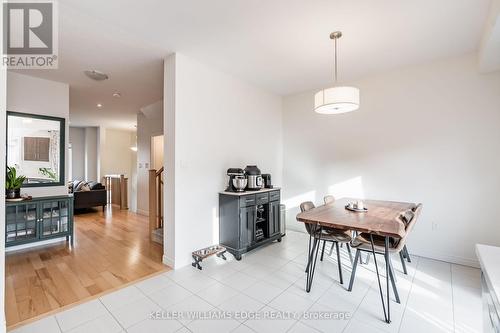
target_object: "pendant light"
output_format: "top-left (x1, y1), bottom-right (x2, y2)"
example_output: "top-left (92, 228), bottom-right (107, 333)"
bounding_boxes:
top-left (314, 31), bottom-right (359, 114)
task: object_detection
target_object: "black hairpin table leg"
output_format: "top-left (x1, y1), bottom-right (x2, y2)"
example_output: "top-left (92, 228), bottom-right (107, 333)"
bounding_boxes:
top-left (305, 226), bottom-right (322, 293)
top-left (384, 236), bottom-right (391, 323)
top-left (369, 234), bottom-right (391, 323)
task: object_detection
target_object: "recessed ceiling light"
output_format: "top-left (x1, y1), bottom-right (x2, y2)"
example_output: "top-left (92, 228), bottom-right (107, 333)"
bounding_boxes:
top-left (97, 103), bottom-right (103, 108)
top-left (84, 70), bottom-right (109, 81)
top-left (112, 92), bottom-right (122, 98)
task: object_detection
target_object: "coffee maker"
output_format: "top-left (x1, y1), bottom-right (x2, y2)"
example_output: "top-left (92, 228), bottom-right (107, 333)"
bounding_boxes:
top-left (262, 174), bottom-right (272, 188)
top-left (226, 168), bottom-right (246, 192)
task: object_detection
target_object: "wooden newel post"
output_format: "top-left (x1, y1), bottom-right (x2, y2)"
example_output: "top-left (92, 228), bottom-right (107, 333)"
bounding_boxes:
top-left (149, 169), bottom-right (157, 241)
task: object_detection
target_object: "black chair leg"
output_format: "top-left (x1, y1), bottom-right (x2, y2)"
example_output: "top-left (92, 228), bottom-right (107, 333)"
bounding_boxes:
top-left (320, 240), bottom-right (326, 261)
top-left (399, 251), bottom-right (408, 275)
top-left (363, 253), bottom-right (371, 265)
top-left (335, 242), bottom-right (343, 284)
top-left (346, 243), bottom-right (353, 264)
top-left (404, 245), bottom-right (411, 263)
top-left (388, 257), bottom-right (401, 304)
top-left (348, 250), bottom-right (360, 291)
top-left (306, 237), bottom-right (320, 292)
top-left (388, 255), bottom-right (397, 283)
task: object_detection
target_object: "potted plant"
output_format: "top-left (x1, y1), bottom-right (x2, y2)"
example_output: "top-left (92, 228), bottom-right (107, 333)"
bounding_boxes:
top-left (6, 166), bottom-right (26, 199)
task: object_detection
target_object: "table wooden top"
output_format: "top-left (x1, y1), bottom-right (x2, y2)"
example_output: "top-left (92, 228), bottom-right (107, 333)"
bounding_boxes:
top-left (296, 198), bottom-right (415, 238)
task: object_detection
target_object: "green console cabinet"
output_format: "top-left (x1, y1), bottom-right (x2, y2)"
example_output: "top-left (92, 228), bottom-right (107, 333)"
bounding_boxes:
top-left (5, 195), bottom-right (74, 247)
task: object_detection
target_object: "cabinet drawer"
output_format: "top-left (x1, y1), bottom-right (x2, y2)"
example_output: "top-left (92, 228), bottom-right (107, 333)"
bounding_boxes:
top-left (240, 195), bottom-right (256, 207)
top-left (256, 193), bottom-right (269, 205)
top-left (269, 190), bottom-right (280, 202)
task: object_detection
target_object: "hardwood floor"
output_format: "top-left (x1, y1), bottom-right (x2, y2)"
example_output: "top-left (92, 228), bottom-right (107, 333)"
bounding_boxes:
top-left (5, 206), bottom-right (167, 329)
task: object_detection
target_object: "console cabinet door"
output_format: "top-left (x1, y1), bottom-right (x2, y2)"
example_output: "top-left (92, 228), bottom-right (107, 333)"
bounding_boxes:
top-left (240, 205), bottom-right (256, 249)
top-left (268, 200), bottom-right (281, 237)
top-left (40, 199), bottom-right (70, 238)
top-left (5, 203), bottom-right (38, 245)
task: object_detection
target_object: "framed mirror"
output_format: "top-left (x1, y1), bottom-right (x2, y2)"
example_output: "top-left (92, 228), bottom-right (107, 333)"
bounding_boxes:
top-left (7, 111), bottom-right (65, 187)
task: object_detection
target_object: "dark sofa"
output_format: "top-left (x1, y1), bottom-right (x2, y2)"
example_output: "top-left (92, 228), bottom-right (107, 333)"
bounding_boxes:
top-left (70, 180), bottom-right (107, 211)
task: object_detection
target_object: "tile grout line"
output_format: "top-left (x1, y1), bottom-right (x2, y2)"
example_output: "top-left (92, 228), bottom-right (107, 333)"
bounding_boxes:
top-left (54, 299), bottom-right (118, 333)
top-left (291, 245), bottom-right (365, 333)
top-left (340, 272), bottom-right (378, 332)
top-left (239, 256), bottom-right (299, 328)
top-left (450, 263), bottom-right (456, 333)
top-left (97, 297), bottom-right (127, 332)
top-left (234, 252), bottom-right (325, 332)
top-left (139, 279), bottom-right (202, 331)
top-left (396, 255), bottom-right (420, 333)
top-left (53, 315), bottom-right (64, 333)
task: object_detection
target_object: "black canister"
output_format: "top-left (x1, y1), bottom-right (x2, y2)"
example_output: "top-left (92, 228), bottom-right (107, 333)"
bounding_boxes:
top-left (244, 165), bottom-right (261, 175)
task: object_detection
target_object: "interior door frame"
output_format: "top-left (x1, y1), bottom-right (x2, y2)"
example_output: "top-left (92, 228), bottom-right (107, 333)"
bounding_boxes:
top-left (150, 134), bottom-right (164, 171)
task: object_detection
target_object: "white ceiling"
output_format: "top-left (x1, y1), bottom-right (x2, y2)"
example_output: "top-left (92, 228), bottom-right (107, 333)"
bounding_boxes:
top-left (15, 0), bottom-right (491, 129)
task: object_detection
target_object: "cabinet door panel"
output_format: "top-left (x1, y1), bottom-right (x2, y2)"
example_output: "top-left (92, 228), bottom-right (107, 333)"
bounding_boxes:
top-left (240, 206), bottom-right (256, 249)
top-left (6, 203), bottom-right (38, 244)
top-left (40, 200), bottom-right (70, 238)
top-left (268, 201), bottom-right (280, 237)
top-left (248, 207), bottom-right (255, 246)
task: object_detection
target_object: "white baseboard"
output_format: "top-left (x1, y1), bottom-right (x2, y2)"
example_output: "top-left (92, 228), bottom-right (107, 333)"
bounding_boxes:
top-left (411, 249), bottom-right (479, 268)
top-left (136, 209), bottom-right (149, 216)
top-left (162, 254), bottom-right (174, 268)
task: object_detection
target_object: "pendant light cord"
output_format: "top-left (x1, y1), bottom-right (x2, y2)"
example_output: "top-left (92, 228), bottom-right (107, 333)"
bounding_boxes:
top-left (334, 36), bottom-right (338, 83)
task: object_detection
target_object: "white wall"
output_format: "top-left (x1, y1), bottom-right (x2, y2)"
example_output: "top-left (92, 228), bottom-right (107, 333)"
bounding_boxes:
top-left (85, 127), bottom-right (98, 181)
top-left (164, 53), bottom-right (283, 268)
top-left (69, 126), bottom-right (98, 181)
top-left (69, 127), bottom-right (85, 180)
top-left (282, 54), bottom-right (500, 266)
top-left (1, 3), bottom-right (7, 330)
top-left (137, 100), bottom-right (163, 216)
top-left (7, 72), bottom-right (69, 197)
top-left (100, 128), bottom-right (137, 211)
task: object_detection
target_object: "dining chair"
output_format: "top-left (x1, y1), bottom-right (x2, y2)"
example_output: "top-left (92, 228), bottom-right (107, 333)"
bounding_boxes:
top-left (322, 195), bottom-right (354, 255)
top-left (347, 204), bottom-right (422, 303)
top-left (300, 201), bottom-right (353, 284)
top-left (324, 195), bottom-right (335, 205)
top-left (355, 203), bottom-right (420, 272)
top-left (400, 205), bottom-right (419, 263)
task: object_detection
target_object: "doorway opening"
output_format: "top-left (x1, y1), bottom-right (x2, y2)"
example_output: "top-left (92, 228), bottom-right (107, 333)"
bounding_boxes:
top-left (149, 135), bottom-right (164, 244)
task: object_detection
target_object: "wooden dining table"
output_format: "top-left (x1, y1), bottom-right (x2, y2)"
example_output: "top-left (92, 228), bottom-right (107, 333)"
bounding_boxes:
top-left (296, 198), bottom-right (416, 324)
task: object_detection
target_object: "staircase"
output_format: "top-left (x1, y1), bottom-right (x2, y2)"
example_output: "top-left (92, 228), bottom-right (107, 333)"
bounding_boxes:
top-left (149, 167), bottom-right (164, 244)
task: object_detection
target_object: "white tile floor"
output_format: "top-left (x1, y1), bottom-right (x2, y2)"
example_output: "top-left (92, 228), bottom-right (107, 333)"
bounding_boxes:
top-left (11, 231), bottom-right (482, 333)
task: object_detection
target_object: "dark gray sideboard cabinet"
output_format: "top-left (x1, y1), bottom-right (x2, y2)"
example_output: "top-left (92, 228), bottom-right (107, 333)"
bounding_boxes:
top-left (219, 189), bottom-right (281, 260)
top-left (5, 195), bottom-right (74, 247)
